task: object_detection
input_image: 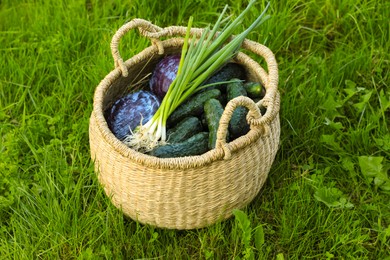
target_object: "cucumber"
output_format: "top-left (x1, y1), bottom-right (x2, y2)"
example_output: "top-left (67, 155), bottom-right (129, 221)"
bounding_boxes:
top-left (150, 132), bottom-right (209, 158)
top-left (201, 63), bottom-right (246, 92)
top-left (226, 80), bottom-right (250, 140)
top-left (244, 82), bottom-right (266, 99)
top-left (167, 88), bottom-right (221, 126)
top-left (204, 98), bottom-right (226, 150)
top-left (166, 116), bottom-right (202, 143)
top-left (200, 113), bottom-right (208, 132)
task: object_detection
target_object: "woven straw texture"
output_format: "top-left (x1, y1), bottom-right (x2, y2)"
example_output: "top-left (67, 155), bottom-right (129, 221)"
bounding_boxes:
top-left (89, 19), bottom-right (281, 230)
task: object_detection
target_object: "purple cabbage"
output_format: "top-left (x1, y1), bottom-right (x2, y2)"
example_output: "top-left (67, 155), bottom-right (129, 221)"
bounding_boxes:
top-left (149, 54), bottom-right (181, 100)
top-left (106, 90), bottom-right (160, 140)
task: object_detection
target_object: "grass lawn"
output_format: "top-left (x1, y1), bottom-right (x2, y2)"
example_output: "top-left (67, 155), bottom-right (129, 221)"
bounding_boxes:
top-left (1, 0), bottom-right (389, 259)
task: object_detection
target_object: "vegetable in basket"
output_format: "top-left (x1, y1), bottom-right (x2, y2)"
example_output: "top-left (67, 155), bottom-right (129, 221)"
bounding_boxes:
top-left (226, 79), bottom-right (251, 139)
top-left (244, 81), bottom-right (266, 99)
top-left (106, 90), bottom-right (160, 140)
top-left (149, 54), bottom-right (181, 100)
top-left (124, 0), bottom-right (270, 152)
top-left (150, 132), bottom-right (209, 158)
top-left (150, 55), bottom-right (246, 100)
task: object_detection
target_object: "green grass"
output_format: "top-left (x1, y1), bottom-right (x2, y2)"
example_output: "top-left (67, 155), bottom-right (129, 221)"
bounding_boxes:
top-left (1, 0), bottom-right (389, 259)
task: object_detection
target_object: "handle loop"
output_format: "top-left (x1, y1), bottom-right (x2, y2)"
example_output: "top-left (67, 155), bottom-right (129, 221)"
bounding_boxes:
top-left (111, 19), bottom-right (204, 77)
top-left (110, 19), bottom-right (163, 77)
top-left (215, 96), bottom-right (270, 160)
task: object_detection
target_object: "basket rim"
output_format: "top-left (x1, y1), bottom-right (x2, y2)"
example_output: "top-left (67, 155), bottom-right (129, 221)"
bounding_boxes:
top-left (91, 38), bottom-right (280, 170)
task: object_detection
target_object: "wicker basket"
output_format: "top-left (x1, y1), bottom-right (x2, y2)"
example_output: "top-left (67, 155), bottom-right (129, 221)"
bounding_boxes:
top-left (89, 19), bottom-right (280, 230)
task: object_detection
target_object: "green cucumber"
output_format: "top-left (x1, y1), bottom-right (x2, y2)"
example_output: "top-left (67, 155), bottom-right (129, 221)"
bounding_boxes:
top-left (244, 82), bottom-right (266, 99)
top-left (200, 62), bottom-right (246, 92)
top-left (167, 88), bottom-right (221, 126)
top-left (166, 116), bottom-right (202, 143)
top-left (204, 98), bottom-right (226, 150)
top-left (150, 132), bottom-right (209, 158)
top-left (226, 80), bottom-right (250, 140)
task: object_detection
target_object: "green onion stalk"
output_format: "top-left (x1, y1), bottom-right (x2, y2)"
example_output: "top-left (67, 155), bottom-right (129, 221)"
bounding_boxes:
top-left (124, 0), bottom-right (270, 152)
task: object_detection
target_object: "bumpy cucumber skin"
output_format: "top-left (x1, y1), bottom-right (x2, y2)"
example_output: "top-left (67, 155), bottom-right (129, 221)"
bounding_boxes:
top-left (201, 63), bottom-right (246, 92)
top-left (167, 89), bottom-right (221, 126)
top-left (150, 132), bottom-right (209, 158)
top-left (244, 82), bottom-right (266, 99)
top-left (226, 80), bottom-right (250, 140)
top-left (166, 116), bottom-right (203, 143)
top-left (204, 98), bottom-right (226, 150)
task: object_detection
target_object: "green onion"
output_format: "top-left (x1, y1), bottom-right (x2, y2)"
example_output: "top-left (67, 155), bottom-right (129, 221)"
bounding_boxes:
top-left (124, 0), bottom-right (270, 152)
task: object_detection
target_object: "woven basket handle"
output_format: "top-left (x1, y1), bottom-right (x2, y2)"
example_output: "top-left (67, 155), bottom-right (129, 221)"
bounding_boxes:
top-left (215, 95), bottom-right (269, 160)
top-left (111, 19), bottom-right (205, 77)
